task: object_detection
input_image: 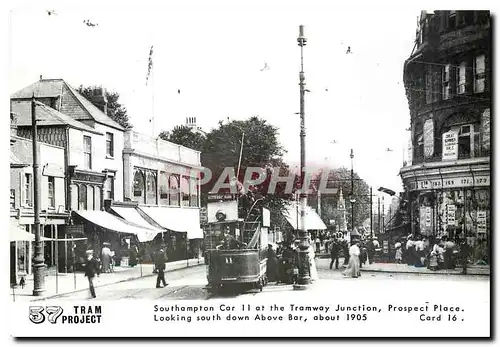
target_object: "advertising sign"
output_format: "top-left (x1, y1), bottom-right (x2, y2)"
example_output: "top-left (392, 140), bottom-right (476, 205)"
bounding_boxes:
top-left (447, 205), bottom-right (456, 226)
top-left (477, 211), bottom-right (487, 234)
top-left (423, 119), bottom-right (434, 158)
top-left (442, 131), bottom-right (458, 161)
top-left (420, 207), bottom-right (432, 235)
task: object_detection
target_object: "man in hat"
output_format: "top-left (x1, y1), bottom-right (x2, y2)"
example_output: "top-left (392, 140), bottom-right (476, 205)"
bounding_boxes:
top-left (154, 246), bottom-right (168, 288)
top-left (329, 237), bottom-right (340, 270)
top-left (84, 250), bottom-right (100, 298)
top-left (266, 244), bottom-right (278, 283)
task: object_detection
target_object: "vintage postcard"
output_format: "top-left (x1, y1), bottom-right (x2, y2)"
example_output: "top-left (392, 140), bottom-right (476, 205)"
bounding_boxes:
top-left (6, 0), bottom-right (491, 339)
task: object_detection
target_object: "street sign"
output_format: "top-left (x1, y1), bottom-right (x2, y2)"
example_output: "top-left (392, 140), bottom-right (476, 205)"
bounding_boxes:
top-left (207, 193), bottom-right (236, 202)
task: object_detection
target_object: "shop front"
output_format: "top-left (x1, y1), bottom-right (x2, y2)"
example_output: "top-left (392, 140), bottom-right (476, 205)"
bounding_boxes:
top-left (401, 158), bottom-right (490, 264)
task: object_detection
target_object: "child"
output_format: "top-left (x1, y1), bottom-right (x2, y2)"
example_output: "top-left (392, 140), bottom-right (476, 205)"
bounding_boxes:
top-left (395, 246), bottom-right (403, 264)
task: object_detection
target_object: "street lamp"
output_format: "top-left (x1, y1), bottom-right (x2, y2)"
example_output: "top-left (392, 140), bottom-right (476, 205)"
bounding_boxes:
top-left (31, 96), bottom-right (45, 296)
top-left (293, 24), bottom-right (311, 290)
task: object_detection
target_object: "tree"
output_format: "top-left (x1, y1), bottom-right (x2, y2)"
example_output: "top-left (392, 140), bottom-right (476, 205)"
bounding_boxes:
top-left (158, 126), bottom-right (205, 152)
top-left (201, 116), bottom-right (293, 225)
top-left (77, 85), bottom-right (132, 129)
top-left (308, 167), bottom-right (371, 232)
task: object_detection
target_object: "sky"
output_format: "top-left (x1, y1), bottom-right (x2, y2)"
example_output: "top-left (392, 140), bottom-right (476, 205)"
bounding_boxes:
top-left (8, 0), bottom-right (444, 204)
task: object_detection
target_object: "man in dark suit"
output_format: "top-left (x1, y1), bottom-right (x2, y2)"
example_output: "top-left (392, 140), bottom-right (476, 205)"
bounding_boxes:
top-left (154, 247), bottom-right (168, 288)
top-left (84, 250), bottom-right (100, 298)
top-left (329, 238), bottom-right (340, 270)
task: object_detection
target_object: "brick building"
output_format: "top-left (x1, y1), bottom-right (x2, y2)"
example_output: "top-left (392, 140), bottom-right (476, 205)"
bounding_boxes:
top-left (400, 11), bottom-right (491, 263)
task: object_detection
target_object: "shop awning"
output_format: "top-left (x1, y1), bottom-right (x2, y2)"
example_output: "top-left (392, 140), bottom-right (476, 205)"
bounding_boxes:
top-left (10, 220), bottom-right (34, 242)
top-left (110, 206), bottom-right (164, 233)
top-left (139, 206), bottom-right (204, 239)
top-left (73, 210), bottom-right (159, 243)
top-left (284, 202), bottom-right (327, 230)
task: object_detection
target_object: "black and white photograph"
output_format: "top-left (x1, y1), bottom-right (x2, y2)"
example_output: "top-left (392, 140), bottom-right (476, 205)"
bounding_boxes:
top-left (5, 0), bottom-right (492, 338)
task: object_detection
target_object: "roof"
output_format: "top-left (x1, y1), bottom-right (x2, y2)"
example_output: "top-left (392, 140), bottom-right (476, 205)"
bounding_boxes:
top-left (10, 101), bottom-right (103, 135)
top-left (11, 79), bottom-right (124, 131)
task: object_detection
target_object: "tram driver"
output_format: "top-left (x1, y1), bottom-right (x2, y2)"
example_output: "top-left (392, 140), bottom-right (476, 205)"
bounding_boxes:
top-left (217, 228), bottom-right (247, 250)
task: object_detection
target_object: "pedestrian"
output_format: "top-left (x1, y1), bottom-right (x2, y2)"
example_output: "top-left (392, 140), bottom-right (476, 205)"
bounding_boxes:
top-left (266, 244), bottom-right (279, 283)
top-left (342, 239), bottom-right (350, 266)
top-left (405, 235), bottom-right (415, 265)
top-left (154, 247), bottom-right (168, 288)
top-left (101, 242), bottom-right (112, 273)
top-left (366, 239), bottom-right (375, 265)
top-left (395, 244), bottom-right (403, 264)
top-left (329, 238), bottom-right (340, 270)
top-left (308, 237), bottom-right (319, 282)
top-left (443, 237), bottom-right (456, 269)
top-left (84, 250), bottom-right (100, 298)
top-left (343, 240), bottom-right (361, 278)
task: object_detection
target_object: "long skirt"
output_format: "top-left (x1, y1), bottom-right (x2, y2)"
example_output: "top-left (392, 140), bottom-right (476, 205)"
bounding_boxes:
top-left (101, 255), bottom-right (111, 273)
top-left (309, 255), bottom-right (319, 281)
top-left (343, 255), bottom-right (360, 278)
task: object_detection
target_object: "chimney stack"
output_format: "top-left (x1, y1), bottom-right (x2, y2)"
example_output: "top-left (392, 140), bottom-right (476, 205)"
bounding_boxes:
top-left (95, 85), bottom-right (108, 115)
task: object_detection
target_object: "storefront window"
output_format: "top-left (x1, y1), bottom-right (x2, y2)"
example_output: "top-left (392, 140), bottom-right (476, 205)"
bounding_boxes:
top-left (181, 176), bottom-right (190, 207)
top-left (78, 185), bottom-right (87, 210)
top-left (169, 174), bottom-right (180, 206)
top-left (133, 169), bottom-right (146, 204)
top-left (159, 172), bottom-right (170, 206)
top-left (190, 177), bottom-right (199, 207)
top-left (146, 171), bottom-right (157, 205)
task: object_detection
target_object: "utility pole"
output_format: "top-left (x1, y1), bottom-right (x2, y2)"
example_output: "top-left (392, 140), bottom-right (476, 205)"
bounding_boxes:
top-left (370, 187), bottom-right (373, 238)
top-left (349, 149), bottom-right (355, 236)
top-left (382, 196), bottom-right (385, 233)
top-left (294, 24), bottom-right (311, 289)
top-left (32, 95), bottom-right (45, 296)
top-left (378, 197), bottom-right (381, 235)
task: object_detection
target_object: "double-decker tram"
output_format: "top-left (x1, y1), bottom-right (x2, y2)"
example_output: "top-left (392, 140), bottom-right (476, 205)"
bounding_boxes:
top-left (204, 211), bottom-right (269, 294)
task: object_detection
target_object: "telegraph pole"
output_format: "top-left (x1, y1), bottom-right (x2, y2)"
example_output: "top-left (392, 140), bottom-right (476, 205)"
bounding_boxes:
top-left (349, 149), bottom-right (356, 236)
top-left (370, 187), bottom-right (373, 238)
top-left (294, 24), bottom-right (311, 289)
top-left (378, 197), bottom-right (381, 235)
top-left (32, 95), bottom-right (45, 296)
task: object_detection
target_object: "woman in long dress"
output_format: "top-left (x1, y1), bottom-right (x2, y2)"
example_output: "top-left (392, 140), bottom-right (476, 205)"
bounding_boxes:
top-left (308, 242), bottom-right (319, 282)
top-left (343, 241), bottom-right (361, 278)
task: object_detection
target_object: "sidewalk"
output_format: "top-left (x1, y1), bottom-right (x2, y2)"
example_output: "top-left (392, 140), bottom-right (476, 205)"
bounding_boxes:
top-left (10, 257), bottom-right (205, 302)
top-left (360, 262), bottom-right (490, 276)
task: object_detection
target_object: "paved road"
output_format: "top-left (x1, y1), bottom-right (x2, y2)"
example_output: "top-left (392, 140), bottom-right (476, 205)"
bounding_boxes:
top-left (39, 260), bottom-right (488, 301)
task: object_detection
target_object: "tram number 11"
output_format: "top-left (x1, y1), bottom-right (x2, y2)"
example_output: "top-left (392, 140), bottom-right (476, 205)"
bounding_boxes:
top-left (346, 314), bottom-right (367, 321)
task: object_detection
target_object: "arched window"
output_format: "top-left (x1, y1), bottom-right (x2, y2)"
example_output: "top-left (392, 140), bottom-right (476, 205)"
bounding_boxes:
top-left (146, 171), bottom-right (157, 205)
top-left (78, 185), bottom-right (87, 210)
top-left (133, 169), bottom-right (146, 204)
top-left (169, 174), bottom-right (180, 206)
top-left (159, 172), bottom-right (169, 205)
top-left (87, 186), bottom-right (94, 211)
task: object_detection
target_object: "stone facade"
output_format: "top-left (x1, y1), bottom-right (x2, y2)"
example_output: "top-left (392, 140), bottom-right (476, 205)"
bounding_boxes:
top-left (400, 11), bottom-right (490, 263)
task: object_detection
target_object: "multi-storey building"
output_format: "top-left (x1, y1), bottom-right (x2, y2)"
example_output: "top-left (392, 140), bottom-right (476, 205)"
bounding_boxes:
top-left (10, 112), bottom-right (68, 281)
top-left (400, 11), bottom-right (490, 262)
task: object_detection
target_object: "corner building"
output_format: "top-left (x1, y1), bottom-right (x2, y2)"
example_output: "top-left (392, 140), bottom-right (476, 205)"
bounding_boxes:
top-left (400, 11), bottom-right (490, 263)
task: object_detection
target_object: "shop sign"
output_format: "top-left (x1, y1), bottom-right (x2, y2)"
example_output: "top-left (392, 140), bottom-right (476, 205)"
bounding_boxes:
top-left (442, 131), bottom-right (458, 161)
top-left (207, 193), bottom-right (236, 202)
top-left (446, 205), bottom-right (456, 226)
top-left (477, 211), bottom-right (487, 234)
top-left (199, 207), bottom-right (208, 225)
top-left (383, 240), bottom-right (389, 254)
top-left (408, 175), bottom-right (489, 191)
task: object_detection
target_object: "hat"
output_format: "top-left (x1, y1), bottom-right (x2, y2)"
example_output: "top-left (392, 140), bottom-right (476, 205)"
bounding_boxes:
top-left (103, 242), bottom-right (111, 246)
top-left (85, 250), bottom-right (94, 255)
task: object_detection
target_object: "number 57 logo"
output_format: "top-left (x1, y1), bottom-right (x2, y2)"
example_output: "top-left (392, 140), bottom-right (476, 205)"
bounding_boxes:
top-left (29, 306), bottom-right (63, 324)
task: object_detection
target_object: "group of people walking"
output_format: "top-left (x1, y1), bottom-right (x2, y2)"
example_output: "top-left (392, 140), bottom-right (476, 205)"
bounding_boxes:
top-left (266, 237), bottom-right (319, 285)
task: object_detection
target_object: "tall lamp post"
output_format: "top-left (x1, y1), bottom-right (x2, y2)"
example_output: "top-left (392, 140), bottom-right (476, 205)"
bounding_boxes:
top-left (349, 149), bottom-right (356, 237)
top-left (32, 95), bottom-right (45, 296)
top-left (294, 24), bottom-right (311, 289)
